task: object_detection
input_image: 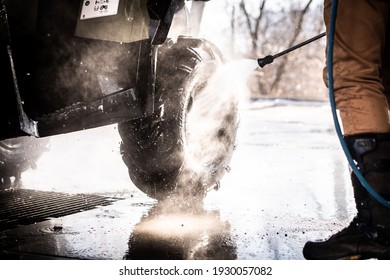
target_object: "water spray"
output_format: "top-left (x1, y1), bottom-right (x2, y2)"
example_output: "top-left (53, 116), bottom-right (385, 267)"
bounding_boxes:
top-left (257, 32), bottom-right (326, 68)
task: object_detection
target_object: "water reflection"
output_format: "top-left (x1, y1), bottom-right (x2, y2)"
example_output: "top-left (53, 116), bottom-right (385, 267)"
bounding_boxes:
top-left (125, 198), bottom-right (237, 260)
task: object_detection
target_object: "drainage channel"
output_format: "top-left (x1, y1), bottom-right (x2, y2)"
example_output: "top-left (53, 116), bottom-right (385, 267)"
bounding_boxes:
top-left (0, 189), bottom-right (122, 231)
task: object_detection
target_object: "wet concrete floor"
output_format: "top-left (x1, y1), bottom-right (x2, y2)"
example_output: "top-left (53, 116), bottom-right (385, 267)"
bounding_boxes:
top-left (0, 100), bottom-right (355, 260)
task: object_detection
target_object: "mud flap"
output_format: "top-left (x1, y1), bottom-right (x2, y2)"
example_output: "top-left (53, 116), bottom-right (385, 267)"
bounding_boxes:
top-left (0, 2), bottom-right (38, 138)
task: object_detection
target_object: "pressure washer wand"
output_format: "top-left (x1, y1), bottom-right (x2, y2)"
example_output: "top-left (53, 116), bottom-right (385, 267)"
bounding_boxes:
top-left (257, 32), bottom-right (326, 68)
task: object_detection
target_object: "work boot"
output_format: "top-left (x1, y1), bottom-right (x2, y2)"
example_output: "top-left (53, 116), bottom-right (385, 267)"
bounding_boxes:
top-left (303, 133), bottom-right (390, 260)
top-left (303, 173), bottom-right (390, 260)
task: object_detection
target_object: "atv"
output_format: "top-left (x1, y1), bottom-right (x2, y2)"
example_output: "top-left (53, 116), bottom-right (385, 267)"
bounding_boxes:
top-left (0, 0), bottom-right (239, 199)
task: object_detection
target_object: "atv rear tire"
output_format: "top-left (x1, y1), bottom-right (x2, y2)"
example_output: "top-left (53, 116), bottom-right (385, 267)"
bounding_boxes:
top-left (118, 37), bottom-right (238, 199)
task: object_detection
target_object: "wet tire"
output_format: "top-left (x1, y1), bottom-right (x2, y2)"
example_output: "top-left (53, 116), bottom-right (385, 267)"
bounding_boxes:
top-left (118, 37), bottom-right (239, 199)
top-left (0, 137), bottom-right (49, 183)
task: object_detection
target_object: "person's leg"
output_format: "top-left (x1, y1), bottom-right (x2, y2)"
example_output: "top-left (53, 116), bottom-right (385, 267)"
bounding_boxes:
top-left (303, 0), bottom-right (390, 260)
top-left (323, 0), bottom-right (390, 135)
top-left (381, 10), bottom-right (390, 109)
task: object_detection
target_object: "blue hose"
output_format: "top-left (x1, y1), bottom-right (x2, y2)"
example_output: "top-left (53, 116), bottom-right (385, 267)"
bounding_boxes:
top-left (328, 0), bottom-right (390, 208)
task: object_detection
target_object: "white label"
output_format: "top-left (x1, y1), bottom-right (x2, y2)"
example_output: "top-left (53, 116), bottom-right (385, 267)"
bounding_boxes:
top-left (80, 0), bottom-right (120, 20)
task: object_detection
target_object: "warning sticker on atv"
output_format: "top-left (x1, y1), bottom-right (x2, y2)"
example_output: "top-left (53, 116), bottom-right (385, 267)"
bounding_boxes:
top-left (80, 0), bottom-right (119, 20)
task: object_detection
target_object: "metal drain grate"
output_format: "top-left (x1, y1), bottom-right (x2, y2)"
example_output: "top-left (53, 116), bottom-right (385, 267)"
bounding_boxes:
top-left (0, 189), bottom-right (121, 230)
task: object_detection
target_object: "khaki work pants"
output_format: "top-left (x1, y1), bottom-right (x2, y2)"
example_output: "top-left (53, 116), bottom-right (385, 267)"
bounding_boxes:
top-left (323, 0), bottom-right (390, 135)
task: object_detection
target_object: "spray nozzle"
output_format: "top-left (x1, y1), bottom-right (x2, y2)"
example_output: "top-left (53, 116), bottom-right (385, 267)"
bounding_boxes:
top-left (257, 55), bottom-right (274, 68)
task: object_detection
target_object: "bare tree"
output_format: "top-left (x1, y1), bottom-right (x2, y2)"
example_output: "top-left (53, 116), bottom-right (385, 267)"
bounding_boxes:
top-left (270, 0), bottom-right (313, 94)
top-left (239, 0), bottom-right (266, 53)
